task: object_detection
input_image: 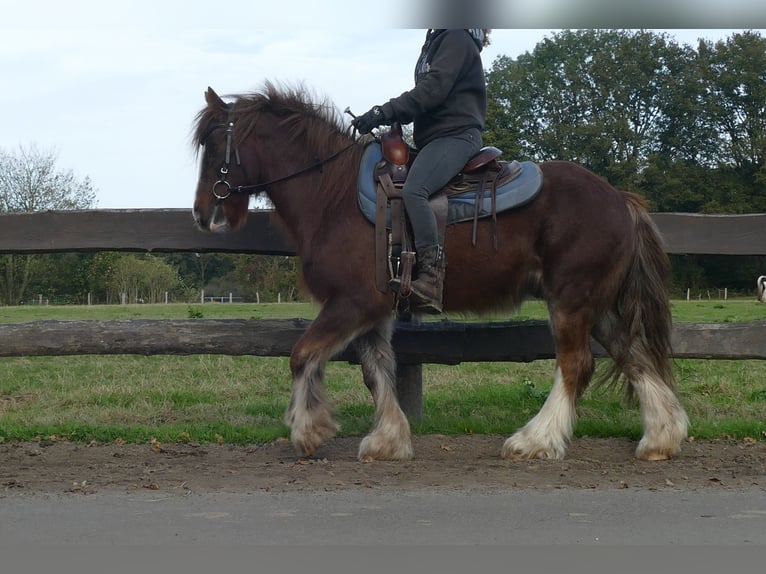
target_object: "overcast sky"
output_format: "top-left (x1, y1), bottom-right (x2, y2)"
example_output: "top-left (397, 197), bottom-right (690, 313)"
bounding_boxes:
top-left (0, 1), bottom-right (763, 209)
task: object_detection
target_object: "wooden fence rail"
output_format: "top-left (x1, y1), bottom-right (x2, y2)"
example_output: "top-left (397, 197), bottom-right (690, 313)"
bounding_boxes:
top-left (2, 209), bottom-right (766, 419)
top-left (2, 318), bottom-right (766, 361)
top-left (3, 209), bottom-right (766, 255)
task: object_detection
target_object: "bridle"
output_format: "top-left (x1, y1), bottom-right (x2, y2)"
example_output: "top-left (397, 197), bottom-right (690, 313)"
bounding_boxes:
top-left (210, 119), bottom-right (239, 200)
top-left (204, 108), bottom-right (357, 201)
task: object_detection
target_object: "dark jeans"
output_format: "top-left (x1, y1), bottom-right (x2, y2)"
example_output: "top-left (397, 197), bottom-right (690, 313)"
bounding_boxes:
top-left (403, 128), bottom-right (482, 250)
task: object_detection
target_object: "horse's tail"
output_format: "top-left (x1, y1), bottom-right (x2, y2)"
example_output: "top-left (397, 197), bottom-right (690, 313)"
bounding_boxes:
top-left (599, 192), bottom-right (676, 393)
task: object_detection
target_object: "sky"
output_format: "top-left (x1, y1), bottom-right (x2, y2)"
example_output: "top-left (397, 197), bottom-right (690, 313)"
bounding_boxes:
top-left (1, 1), bottom-right (764, 210)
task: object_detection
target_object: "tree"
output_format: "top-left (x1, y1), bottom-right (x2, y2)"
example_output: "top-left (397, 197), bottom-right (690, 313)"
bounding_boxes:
top-left (696, 31), bottom-right (766, 213)
top-left (485, 29), bottom-right (695, 191)
top-left (484, 29), bottom-right (766, 293)
top-left (0, 144), bottom-right (97, 304)
top-left (27, 253), bottom-right (95, 304)
top-left (106, 254), bottom-right (181, 303)
top-left (0, 144), bottom-right (96, 212)
top-left (235, 255), bottom-right (304, 302)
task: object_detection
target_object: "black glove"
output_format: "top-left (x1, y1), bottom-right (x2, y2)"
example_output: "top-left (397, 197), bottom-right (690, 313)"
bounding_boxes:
top-left (352, 105), bottom-right (387, 134)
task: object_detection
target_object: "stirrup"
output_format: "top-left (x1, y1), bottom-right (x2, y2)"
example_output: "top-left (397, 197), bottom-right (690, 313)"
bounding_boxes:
top-left (390, 251), bottom-right (415, 297)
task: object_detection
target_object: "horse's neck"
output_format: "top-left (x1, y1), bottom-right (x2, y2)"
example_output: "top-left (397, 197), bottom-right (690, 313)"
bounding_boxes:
top-left (259, 141), bottom-right (358, 253)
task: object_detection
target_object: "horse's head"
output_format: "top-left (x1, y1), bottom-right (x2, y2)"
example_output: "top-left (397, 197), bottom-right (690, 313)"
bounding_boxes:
top-left (192, 87), bottom-right (252, 233)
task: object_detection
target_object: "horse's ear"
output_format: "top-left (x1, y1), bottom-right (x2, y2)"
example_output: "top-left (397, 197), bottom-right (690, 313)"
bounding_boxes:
top-left (205, 87), bottom-right (225, 108)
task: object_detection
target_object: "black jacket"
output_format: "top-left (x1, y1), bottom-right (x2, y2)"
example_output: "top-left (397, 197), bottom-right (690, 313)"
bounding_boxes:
top-left (380, 29), bottom-right (486, 149)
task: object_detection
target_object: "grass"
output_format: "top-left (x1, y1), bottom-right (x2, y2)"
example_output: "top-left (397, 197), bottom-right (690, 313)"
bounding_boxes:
top-left (0, 302), bottom-right (319, 323)
top-left (0, 300), bottom-right (764, 445)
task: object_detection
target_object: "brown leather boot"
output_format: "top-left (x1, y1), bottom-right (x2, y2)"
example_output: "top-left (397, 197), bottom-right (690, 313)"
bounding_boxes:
top-left (410, 245), bottom-right (445, 314)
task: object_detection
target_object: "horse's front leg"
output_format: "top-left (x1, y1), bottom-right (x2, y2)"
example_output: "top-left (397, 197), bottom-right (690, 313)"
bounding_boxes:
top-left (353, 320), bottom-right (413, 461)
top-left (285, 302), bottom-right (363, 457)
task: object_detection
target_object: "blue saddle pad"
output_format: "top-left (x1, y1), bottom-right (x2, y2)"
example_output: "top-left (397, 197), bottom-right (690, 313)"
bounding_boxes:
top-left (357, 142), bottom-right (543, 228)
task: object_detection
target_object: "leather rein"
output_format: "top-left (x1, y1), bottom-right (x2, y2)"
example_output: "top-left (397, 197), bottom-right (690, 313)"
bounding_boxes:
top-left (205, 110), bottom-right (357, 201)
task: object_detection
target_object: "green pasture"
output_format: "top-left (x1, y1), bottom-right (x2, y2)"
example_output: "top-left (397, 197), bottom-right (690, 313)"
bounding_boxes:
top-left (0, 300), bottom-right (764, 445)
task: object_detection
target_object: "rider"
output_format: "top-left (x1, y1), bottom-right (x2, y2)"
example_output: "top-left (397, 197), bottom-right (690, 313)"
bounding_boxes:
top-left (353, 28), bottom-right (490, 314)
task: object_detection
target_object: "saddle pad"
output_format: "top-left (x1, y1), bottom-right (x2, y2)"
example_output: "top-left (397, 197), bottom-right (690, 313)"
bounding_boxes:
top-left (357, 142), bottom-right (543, 228)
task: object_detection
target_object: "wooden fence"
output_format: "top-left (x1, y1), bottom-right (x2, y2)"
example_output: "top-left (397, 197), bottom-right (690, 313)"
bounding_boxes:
top-left (2, 209), bottom-right (766, 420)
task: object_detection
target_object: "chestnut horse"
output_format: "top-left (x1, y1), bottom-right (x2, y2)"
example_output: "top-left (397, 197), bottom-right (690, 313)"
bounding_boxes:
top-left (192, 83), bottom-right (688, 462)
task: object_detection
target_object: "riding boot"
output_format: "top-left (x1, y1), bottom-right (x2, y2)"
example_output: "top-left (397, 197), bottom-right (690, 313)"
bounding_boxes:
top-left (410, 245), bottom-right (445, 314)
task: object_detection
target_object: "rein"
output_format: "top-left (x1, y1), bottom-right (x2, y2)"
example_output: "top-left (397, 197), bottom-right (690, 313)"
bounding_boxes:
top-left (206, 113), bottom-right (357, 200)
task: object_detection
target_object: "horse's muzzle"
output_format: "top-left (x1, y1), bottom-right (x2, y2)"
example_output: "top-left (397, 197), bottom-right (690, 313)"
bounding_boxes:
top-left (192, 203), bottom-right (230, 234)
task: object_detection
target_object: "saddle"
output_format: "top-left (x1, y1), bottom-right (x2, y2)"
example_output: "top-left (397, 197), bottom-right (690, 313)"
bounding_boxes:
top-left (358, 123), bottom-right (543, 295)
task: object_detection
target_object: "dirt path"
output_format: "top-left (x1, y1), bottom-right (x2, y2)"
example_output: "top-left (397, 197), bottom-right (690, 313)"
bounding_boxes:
top-left (1, 435), bottom-right (764, 495)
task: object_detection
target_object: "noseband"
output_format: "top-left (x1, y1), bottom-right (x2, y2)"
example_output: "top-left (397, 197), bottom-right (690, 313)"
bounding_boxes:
top-left (203, 109), bottom-right (357, 201)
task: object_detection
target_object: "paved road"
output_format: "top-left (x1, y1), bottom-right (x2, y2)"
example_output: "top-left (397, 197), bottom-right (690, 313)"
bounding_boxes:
top-left (2, 488), bottom-right (765, 545)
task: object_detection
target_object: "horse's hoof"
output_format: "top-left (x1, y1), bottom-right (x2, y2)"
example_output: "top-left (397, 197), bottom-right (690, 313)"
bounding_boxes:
top-left (357, 433), bottom-right (413, 461)
top-left (501, 434), bottom-right (566, 461)
top-left (288, 411), bottom-right (340, 458)
top-left (635, 440), bottom-right (679, 461)
top-left (637, 451), bottom-right (671, 461)
top-left (290, 435), bottom-right (320, 458)
top-left (635, 430), bottom-right (684, 461)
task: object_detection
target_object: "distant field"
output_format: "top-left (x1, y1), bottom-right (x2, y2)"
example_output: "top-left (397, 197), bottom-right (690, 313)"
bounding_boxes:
top-left (0, 302), bottom-right (319, 323)
top-left (0, 300), bottom-right (764, 445)
top-left (1, 297), bottom-right (764, 323)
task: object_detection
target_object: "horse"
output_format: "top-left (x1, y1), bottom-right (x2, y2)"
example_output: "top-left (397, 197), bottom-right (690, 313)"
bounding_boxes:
top-left (192, 82), bottom-right (689, 462)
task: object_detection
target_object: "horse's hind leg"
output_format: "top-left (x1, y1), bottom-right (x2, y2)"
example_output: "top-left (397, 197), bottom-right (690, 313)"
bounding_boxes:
top-left (352, 320), bottom-right (413, 461)
top-left (632, 367), bottom-right (688, 460)
top-left (593, 313), bottom-right (688, 461)
top-left (502, 309), bottom-right (594, 460)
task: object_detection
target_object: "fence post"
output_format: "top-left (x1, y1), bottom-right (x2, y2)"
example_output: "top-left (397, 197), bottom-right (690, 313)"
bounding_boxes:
top-left (396, 363), bottom-right (423, 423)
top-left (394, 309), bottom-right (423, 423)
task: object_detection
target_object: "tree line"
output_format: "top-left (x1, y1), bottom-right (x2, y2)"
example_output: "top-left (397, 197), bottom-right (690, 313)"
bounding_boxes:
top-left (483, 29), bottom-right (766, 295)
top-left (2, 29), bottom-right (765, 304)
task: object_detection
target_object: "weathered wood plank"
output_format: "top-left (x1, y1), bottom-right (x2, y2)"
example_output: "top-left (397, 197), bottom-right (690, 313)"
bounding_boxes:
top-left (652, 213), bottom-right (766, 255)
top-left (0, 209), bottom-right (294, 255)
top-left (2, 210), bottom-right (766, 255)
top-left (671, 321), bottom-right (766, 359)
top-left (1, 318), bottom-right (764, 361)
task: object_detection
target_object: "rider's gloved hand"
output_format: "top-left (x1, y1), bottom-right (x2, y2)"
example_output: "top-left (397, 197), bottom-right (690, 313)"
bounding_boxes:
top-left (352, 105), bottom-right (388, 134)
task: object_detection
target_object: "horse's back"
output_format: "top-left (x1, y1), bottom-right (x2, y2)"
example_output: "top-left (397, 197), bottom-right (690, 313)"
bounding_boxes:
top-left (442, 159), bottom-right (637, 313)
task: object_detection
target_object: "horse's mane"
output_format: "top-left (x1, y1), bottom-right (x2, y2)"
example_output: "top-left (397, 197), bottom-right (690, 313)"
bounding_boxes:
top-left (193, 81), bottom-right (353, 154)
